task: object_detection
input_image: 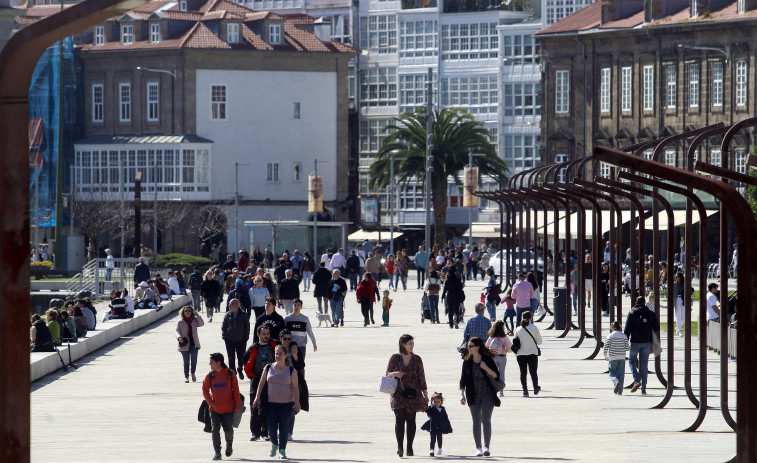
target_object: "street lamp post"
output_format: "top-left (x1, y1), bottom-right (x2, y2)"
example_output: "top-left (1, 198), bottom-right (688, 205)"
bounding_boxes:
top-left (234, 162), bottom-right (250, 255)
top-left (389, 153), bottom-right (408, 256)
top-left (425, 67), bottom-right (434, 251)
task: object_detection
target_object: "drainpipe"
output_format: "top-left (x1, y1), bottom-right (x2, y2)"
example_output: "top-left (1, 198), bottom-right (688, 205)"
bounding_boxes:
top-left (575, 33), bottom-right (588, 162)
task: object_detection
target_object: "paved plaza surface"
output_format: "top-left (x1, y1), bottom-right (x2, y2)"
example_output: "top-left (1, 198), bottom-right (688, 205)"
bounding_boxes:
top-left (31, 278), bottom-right (736, 462)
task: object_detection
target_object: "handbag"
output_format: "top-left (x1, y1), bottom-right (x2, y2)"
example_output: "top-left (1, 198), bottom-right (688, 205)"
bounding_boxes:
top-left (652, 331), bottom-right (663, 357)
top-left (401, 378), bottom-right (418, 399)
top-left (380, 376), bottom-right (398, 394)
top-left (178, 337), bottom-right (188, 347)
top-left (523, 326), bottom-right (541, 356)
top-left (488, 373), bottom-right (505, 392)
top-left (511, 337), bottom-right (521, 354)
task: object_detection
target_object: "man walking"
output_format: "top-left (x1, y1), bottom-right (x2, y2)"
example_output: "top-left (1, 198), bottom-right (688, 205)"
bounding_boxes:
top-left (706, 283), bottom-right (721, 325)
top-left (202, 352), bottom-right (241, 460)
top-left (312, 261), bottom-right (332, 314)
top-left (414, 245), bottom-right (428, 289)
top-left (511, 273), bottom-right (534, 326)
top-left (189, 266), bottom-right (204, 313)
top-left (253, 297), bottom-right (286, 343)
top-left (462, 303), bottom-right (492, 344)
top-left (346, 251), bottom-right (361, 291)
top-left (221, 299), bottom-right (250, 380)
top-left (330, 248), bottom-right (347, 275)
top-left (243, 327), bottom-right (276, 441)
top-left (284, 298), bottom-right (317, 360)
top-left (278, 269), bottom-right (300, 315)
top-left (327, 269), bottom-right (348, 327)
top-left (624, 296), bottom-right (659, 395)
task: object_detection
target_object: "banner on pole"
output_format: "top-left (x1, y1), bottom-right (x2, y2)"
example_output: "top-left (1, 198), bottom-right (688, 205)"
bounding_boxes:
top-left (308, 175), bottom-right (323, 213)
top-left (361, 197), bottom-right (379, 225)
top-left (463, 166), bottom-right (478, 207)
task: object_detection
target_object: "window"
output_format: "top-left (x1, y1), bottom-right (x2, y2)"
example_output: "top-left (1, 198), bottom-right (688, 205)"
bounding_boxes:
top-left (359, 119), bottom-right (393, 166)
top-left (545, 0), bottom-right (594, 24)
top-left (440, 22), bottom-right (498, 61)
top-left (360, 15), bottom-right (397, 54)
top-left (95, 25), bottom-right (105, 46)
top-left (179, 0), bottom-right (187, 11)
top-left (502, 135), bottom-right (540, 171)
top-left (400, 73), bottom-right (436, 113)
top-left (555, 154), bottom-right (569, 182)
top-left (502, 82), bottom-right (540, 117)
top-left (666, 65), bottom-right (676, 108)
top-left (211, 85), bottom-right (227, 120)
top-left (665, 149), bottom-right (676, 167)
top-left (399, 20), bottom-right (438, 61)
top-left (293, 101), bottom-right (301, 119)
top-left (227, 23), bottom-right (239, 44)
top-left (621, 66), bottom-right (632, 112)
top-left (555, 70), bottom-right (569, 114)
top-left (599, 162), bottom-right (610, 178)
top-left (266, 162), bottom-right (279, 182)
top-left (736, 60), bottom-right (747, 107)
top-left (121, 24), bottom-right (134, 45)
top-left (735, 149), bottom-right (747, 174)
top-left (738, 0), bottom-right (745, 13)
top-left (92, 84), bottom-right (103, 123)
top-left (293, 162), bottom-right (301, 182)
top-left (147, 82), bottom-right (159, 122)
top-left (689, 63), bottom-right (699, 108)
top-left (151, 23), bottom-right (160, 43)
top-left (600, 67), bottom-right (610, 113)
top-left (359, 66), bottom-right (397, 108)
top-left (442, 75), bottom-right (499, 115)
top-left (119, 83), bottom-right (131, 122)
top-left (502, 34), bottom-right (540, 65)
top-left (712, 61), bottom-right (723, 107)
top-left (711, 149), bottom-right (721, 166)
top-left (643, 65), bottom-right (654, 111)
top-left (269, 24), bottom-right (281, 45)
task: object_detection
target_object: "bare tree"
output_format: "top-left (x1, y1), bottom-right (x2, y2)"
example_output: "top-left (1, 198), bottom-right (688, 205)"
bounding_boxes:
top-left (70, 190), bottom-right (122, 260)
top-left (190, 202), bottom-right (231, 245)
top-left (264, 215), bottom-right (295, 258)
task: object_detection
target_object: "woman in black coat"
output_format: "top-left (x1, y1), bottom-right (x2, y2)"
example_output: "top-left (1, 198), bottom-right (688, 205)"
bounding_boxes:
top-left (441, 267), bottom-right (465, 329)
top-left (200, 271), bottom-right (222, 321)
top-left (311, 262), bottom-right (333, 314)
top-left (459, 337), bottom-right (500, 457)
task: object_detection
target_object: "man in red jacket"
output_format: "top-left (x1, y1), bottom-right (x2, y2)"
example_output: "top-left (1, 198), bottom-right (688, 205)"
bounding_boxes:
top-left (203, 353), bottom-right (242, 460)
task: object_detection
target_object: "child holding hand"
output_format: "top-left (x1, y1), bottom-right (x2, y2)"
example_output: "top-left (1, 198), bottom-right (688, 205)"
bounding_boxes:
top-left (381, 290), bottom-right (392, 326)
top-left (421, 392), bottom-right (452, 456)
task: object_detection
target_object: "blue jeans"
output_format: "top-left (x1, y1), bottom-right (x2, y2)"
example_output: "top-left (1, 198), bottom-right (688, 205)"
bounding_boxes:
top-left (180, 346), bottom-right (199, 378)
top-left (628, 342), bottom-right (652, 390)
top-left (530, 297), bottom-right (538, 313)
top-left (416, 267), bottom-right (426, 288)
top-left (515, 306), bottom-right (530, 327)
top-left (349, 273), bottom-right (358, 290)
top-left (267, 402), bottom-right (295, 450)
top-left (330, 298), bottom-right (344, 325)
top-left (608, 359), bottom-right (625, 394)
top-left (428, 295), bottom-right (440, 322)
top-left (105, 268), bottom-right (113, 281)
top-left (302, 271), bottom-right (312, 291)
top-left (392, 273), bottom-right (405, 290)
top-left (486, 301), bottom-right (497, 320)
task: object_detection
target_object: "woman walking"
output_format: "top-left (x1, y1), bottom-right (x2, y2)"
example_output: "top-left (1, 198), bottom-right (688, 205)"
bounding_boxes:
top-left (441, 267), bottom-right (465, 329)
top-left (201, 271), bottom-right (222, 322)
top-left (513, 311), bottom-right (542, 397)
top-left (385, 254), bottom-right (397, 291)
top-left (249, 276), bottom-right (270, 321)
top-left (176, 305), bottom-right (205, 383)
top-left (459, 337), bottom-right (500, 457)
top-left (356, 273), bottom-right (378, 326)
top-left (424, 270), bottom-right (443, 324)
top-left (278, 329), bottom-right (309, 441)
top-left (252, 345), bottom-right (301, 460)
top-left (385, 334), bottom-right (428, 457)
top-left (484, 268), bottom-right (500, 321)
top-left (301, 252), bottom-right (315, 292)
top-left (202, 352), bottom-right (241, 461)
top-left (527, 272), bottom-right (541, 315)
top-left (486, 321), bottom-right (512, 396)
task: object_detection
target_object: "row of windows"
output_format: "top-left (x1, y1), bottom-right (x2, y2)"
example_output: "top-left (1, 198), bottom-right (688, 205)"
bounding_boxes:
top-left (399, 20), bottom-right (437, 51)
top-left (441, 75), bottom-right (498, 112)
top-left (360, 67), bottom-right (398, 107)
top-left (440, 23), bottom-right (498, 60)
top-left (502, 135), bottom-right (539, 171)
top-left (359, 15), bottom-right (397, 53)
top-left (74, 148), bottom-right (210, 193)
top-left (502, 34), bottom-right (540, 64)
top-left (545, 0), bottom-right (593, 25)
top-left (265, 162), bottom-right (303, 182)
top-left (95, 22), bottom-right (282, 47)
top-left (502, 83), bottom-right (540, 117)
top-left (594, 60), bottom-right (748, 116)
top-left (399, 73), bottom-right (438, 114)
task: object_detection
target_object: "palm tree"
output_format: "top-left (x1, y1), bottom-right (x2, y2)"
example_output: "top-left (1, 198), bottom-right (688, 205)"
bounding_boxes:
top-left (369, 107), bottom-right (508, 245)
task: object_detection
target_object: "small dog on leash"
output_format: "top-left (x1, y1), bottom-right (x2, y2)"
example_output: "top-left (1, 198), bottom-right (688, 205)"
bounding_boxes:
top-left (315, 312), bottom-right (331, 327)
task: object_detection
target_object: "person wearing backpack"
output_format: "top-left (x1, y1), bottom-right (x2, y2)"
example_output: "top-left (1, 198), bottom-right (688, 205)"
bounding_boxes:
top-left (624, 296), bottom-right (659, 395)
top-left (484, 268), bottom-right (501, 321)
top-left (189, 266), bottom-right (204, 313)
top-left (203, 352), bottom-right (242, 461)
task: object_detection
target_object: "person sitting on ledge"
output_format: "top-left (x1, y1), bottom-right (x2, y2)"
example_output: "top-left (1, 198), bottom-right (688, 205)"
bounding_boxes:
top-left (30, 313), bottom-right (55, 352)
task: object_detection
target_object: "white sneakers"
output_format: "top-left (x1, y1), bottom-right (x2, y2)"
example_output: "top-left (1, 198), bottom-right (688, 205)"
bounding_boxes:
top-left (436, 448), bottom-right (442, 455)
top-left (475, 448), bottom-right (484, 456)
top-left (483, 447), bottom-right (491, 456)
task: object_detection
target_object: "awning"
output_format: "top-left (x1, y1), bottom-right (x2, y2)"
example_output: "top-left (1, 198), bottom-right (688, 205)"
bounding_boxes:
top-left (348, 230), bottom-right (404, 242)
top-left (461, 222), bottom-right (502, 238)
top-left (641, 209), bottom-right (719, 231)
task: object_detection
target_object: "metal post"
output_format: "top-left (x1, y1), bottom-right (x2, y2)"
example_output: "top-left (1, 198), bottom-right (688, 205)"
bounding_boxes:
top-left (53, 0), bottom-right (64, 269)
top-left (468, 149), bottom-right (473, 250)
top-left (235, 161), bottom-right (239, 254)
top-left (33, 162), bottom-right (40, 257)
top-left (313, 159), bottom-right (318, 257)
top-left (69, 164), bottom-right (74, 235)
top-left (154, 164), bottom-right (158, 253)
top-left (390, 152), bottom-right (395, 256)
top-left (425, 67), bottom-right (433, 250)
top-left (120, 160), bottom-right (125, 289)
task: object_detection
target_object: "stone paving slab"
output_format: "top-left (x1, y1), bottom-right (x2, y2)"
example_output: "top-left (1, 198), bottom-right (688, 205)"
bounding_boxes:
top-left (31, 280), bottom-right (736, 463)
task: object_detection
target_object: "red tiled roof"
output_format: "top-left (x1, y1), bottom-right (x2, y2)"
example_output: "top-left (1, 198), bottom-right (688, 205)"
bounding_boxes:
top-left (241, 25), bottom-right (273, 50)
top-left (201, 10), bottom-right (245, 21)
top-left (279, 13), bottom-right (315, 24)
top-left (131, 0), bottom-right (174, 13)
top-left (647, 2), bottom-right (757, 26)
top-left (244, 11), bottom-right (285, 22)
top-left (282, 22), bottom-right (330, 52)
top-left (599, 9), bottom-right (644, 28)
top-left (535, 2), bottom-right (601, 35)
top-left (159, 10), bottom-right (204, 21)
top-left (181, 22), bottom-right (232, 49)
top-left (199, 0), bottom-right (252, 15)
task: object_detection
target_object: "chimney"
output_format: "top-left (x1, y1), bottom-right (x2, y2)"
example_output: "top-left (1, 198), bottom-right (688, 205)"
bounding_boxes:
top-left (602, 0), bottom-right (644, 24)
top-left (312, 17), bottom-right (331, 42)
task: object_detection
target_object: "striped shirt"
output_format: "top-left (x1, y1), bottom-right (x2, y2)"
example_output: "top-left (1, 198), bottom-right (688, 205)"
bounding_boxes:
top-left (603, 330), bottom-right (629, 360)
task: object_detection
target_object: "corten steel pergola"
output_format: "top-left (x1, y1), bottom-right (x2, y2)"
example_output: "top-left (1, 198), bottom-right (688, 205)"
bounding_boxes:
top-left (592, 145), bottom-right (756, 462)
top-left (0, 1), bottom-right (150, 461)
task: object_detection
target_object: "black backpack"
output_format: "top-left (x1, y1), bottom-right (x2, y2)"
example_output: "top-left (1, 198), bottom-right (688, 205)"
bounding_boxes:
top-left (190, 272), bottom-right (203, 290)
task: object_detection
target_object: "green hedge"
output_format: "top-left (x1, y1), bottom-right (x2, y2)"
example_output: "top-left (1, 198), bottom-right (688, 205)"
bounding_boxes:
top-left (155, 253), bottom-right (211, 268)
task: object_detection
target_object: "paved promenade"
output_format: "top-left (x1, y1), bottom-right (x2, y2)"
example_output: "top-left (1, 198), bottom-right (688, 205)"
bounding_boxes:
top-left (31, 280), bottom-right (735, 462)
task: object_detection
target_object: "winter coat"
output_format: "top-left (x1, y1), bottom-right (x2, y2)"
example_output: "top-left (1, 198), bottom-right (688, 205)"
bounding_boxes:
top-left (624, 303), bottom-right (659, 344)
top-left (201, 279), bottom-right (221, 304)
top-left (227, 283), bottom-right (252, 311)
top-left (221, 310), bottom-right (250, 344)
top-left (459, 355), bottom-right (501, 407)
top-left (133, 262), bottom-right (150, 284)
top-left (176, 315), bottom-right (204, 351)
top-left (278, 278), bottom-right (300, 300)
top-left (421, 405), bottom-right (453, 434)
top-left (312, 268), bottom-right (332, 297)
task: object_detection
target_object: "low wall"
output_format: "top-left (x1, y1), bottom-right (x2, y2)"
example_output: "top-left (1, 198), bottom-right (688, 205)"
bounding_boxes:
top-left (30, 295), bottom-right (191, 382)
top-left (706, 319), bottom-right (737, 359)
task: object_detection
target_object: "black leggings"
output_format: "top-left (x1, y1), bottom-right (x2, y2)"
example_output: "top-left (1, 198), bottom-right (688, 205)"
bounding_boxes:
top-left (430, 431), bottom-right (443, 450)
top-left (394, 409), bottom-right (416, 451)
top-left (360, 298), bottom-right (372, 324)
top-left (516, 355), bottom-right (539, 392)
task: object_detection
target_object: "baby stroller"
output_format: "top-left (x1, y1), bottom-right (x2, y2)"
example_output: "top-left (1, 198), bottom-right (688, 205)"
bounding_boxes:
top-left (421, 292), bottom-right (432, 323)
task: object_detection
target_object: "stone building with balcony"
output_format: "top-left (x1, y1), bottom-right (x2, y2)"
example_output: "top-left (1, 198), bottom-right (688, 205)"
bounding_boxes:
top-left (19, 0), bottom-right (357, 255)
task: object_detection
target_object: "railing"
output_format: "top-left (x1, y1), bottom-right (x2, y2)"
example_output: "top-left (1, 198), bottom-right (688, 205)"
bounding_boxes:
top-left (64, 258), bottom-right (171, 300)
top-left (707, 319), bottom-right (738, 359)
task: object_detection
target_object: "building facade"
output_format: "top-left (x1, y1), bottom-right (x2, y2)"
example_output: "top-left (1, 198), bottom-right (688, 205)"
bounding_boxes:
top-left (20, 0), bottom-right (356, 255)
top-left (536, 0), bottom-right (756, 187)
